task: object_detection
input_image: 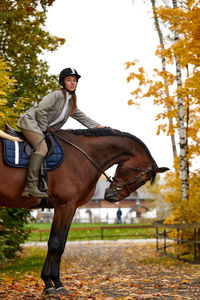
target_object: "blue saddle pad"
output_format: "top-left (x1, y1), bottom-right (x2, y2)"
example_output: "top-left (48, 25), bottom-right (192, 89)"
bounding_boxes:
top-left (2, 136), bottom-right (64, 171)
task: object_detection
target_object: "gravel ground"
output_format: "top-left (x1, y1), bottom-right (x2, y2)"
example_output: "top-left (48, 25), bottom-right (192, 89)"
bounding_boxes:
top-left (59, 241), bottom-right (200, 299)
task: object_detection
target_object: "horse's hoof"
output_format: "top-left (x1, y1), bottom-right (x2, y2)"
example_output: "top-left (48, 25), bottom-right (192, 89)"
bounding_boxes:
top-left (56, 286), bottom-right (68, 295)
top-left (43, 287), bottom-right (57, 295)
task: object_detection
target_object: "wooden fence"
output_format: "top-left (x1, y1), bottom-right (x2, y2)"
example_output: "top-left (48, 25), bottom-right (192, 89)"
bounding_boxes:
top-left (32, 225), bottom-right (155, 242)
top-left (7, 222), bottom-right (200, 262)
top-left (154, 223), bottom-right (200, 262)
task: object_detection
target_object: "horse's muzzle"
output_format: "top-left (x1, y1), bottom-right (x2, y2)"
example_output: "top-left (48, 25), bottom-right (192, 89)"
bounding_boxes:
top-left (104, 187), bottom-right (119, 203)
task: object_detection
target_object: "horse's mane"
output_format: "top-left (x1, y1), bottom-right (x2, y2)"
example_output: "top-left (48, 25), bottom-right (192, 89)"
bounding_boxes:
top-left (64, 127), bottom-right (156, 164)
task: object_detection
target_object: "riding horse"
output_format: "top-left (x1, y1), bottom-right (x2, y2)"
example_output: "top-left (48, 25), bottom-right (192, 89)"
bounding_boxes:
top-left (0, 127), bottom-right (168, 296)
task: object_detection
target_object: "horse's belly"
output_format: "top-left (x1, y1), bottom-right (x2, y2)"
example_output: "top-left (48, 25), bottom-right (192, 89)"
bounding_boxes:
top-left (0, 195), bottom-right (41, 208)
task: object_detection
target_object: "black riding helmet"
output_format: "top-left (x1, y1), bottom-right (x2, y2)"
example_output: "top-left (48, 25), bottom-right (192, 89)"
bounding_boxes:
top-left (59, 68), bottom-right (81, 86)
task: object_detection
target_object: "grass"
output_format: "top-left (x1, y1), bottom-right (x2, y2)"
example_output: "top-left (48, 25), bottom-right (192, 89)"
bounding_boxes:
top-left (27, 222), bottom-right (156, 242)
top-left (0, 247), bottom-right (46, 278)
top-left (0, 245), bottom-right (185, 282)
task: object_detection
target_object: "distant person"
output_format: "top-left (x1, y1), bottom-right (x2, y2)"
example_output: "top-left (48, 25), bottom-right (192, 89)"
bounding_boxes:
top-left (117, 208), bottom-right (122, 224)
top-left (17, 67), bottom-right (105, 198)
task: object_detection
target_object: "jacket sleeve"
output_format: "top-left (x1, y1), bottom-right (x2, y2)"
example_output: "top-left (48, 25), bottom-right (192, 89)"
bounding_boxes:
top-left (71, 108), bottom-right (99, 128)
top-left (36, 91), bottom-right (61, 132)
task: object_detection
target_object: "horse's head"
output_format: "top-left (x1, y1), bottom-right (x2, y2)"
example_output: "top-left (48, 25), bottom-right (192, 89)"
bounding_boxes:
top-left (104, 161), bottom-right (169, 203)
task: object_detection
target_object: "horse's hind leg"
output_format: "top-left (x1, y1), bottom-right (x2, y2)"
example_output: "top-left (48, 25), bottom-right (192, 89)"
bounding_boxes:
top-left (41, 203), bottom-right (76, 295)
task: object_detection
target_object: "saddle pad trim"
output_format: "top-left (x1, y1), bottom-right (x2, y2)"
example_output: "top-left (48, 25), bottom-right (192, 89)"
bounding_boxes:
top-left (15, 141), bottom-right (19, 165)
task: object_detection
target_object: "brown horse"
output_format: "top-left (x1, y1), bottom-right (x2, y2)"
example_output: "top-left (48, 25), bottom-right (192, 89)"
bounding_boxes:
top-left (0, 127), bottom-right (168, 296)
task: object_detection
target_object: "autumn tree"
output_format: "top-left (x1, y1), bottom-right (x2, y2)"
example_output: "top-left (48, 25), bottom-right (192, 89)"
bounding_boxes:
top-left (0, 59), bottom-right (15, 128)
top-left (171, 0), bottom-right (189, 201)
top-left (0, 0), bottom-right (65, 261)
top-left (0, 0), bottom-right (65, 118)
top-left (150, 0), bottom-right (177, 159)
top-left (0, 59), bottom-right (32, 262)
top-left (139, 175), bottom-right (171, 220)
top-left (127, 0), bottom-right (200, 223)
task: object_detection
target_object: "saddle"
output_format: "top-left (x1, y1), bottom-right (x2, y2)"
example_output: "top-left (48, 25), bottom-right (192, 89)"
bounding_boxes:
top-left (4, 123), bottom-right (54, 157)
top-left (2, 124), bottom-right (64, 202)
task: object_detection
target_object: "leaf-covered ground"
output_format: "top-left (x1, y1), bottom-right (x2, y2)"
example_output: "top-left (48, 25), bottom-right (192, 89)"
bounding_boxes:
top-left (1, 242), bottom-right (200, 299)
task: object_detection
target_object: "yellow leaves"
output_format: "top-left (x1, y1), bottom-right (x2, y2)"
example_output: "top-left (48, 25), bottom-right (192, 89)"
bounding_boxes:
top-left (127, 71), bottom-right (146, 85)
top-left (125, 1), bottom-right (200, 225)
top-left (125, 59), bottom-right (139, 70)
top-left (157, 4), bottom-right (200, 67)
top-left (0, 59), bottom-right (25, 129)
top-left (128, 99), bottom-right (133, 106)
top-left (161, 165), bottom-right (200, 224)
top-left (156, 46), bottom-right (174, 65)
top-left (95, 295), bottom-right (114, 300)
top-left (0, 99), bottom-right (7, 105)
top-left (156, 124), bottom-right (167, 135)
top-left (127, 99), bottom-right (140, 107)
top-left (126, 2), bottom-right (200, 175)
top-left (3, 243), bottom-right (200, 299)
top-left (182, 279), bottom-right (191, 284)
top-left (0, 58), bottom-right (15, 101)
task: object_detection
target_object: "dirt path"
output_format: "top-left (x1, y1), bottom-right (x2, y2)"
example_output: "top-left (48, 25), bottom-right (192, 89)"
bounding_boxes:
top-left (1, 242), bottom-right (200, 299)
top-left (61, 242), bottom-right (200, 299)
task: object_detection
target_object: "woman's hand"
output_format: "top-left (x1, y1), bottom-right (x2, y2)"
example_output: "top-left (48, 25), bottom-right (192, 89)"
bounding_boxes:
top-left (96, 124), bottom-right (105, 128)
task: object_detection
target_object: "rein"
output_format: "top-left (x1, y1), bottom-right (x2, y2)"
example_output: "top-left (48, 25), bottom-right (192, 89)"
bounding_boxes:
top-left (53, 131), bottom-right (155, 197)
top-left (53, 132), bottom-right (113, 184)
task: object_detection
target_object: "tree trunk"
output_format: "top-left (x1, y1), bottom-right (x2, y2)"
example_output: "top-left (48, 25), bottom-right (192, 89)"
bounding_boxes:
top-left (172, 0), bottom-right (189, 200)
top-left (185, 64), bottom-right (190, 178)
top-left (151, 0), bottom-right (177, 160)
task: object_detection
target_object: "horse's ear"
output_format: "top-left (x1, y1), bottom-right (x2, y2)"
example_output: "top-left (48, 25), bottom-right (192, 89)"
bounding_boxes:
top-left (154, 167), bottom-right (169, 173)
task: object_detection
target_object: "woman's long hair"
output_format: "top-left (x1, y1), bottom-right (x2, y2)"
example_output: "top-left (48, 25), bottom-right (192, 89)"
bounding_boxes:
top-left (60, 88), bottom-right (77, 115)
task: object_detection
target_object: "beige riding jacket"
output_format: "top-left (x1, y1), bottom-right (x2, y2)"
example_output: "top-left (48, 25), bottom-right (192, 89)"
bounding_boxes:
top-left (17, 89), bottom-right (99, 135)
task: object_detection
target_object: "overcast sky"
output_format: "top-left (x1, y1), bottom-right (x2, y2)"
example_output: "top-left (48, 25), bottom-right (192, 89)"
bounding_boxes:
top-left (44, 0), bottom-right (174, 172)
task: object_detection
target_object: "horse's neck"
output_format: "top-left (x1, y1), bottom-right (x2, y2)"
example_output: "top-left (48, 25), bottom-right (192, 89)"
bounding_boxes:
top-left (64, 132), bottom-right (150, 171)
top-left (86, 135), bottom-right (132, 170)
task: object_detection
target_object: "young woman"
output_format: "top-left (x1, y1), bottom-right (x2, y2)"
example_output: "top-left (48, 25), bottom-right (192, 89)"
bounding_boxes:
top-left (17, 67), bottom-right (104, 198)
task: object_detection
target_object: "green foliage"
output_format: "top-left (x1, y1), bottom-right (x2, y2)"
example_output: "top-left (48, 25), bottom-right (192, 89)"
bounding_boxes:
top-left (0, 1), bottom-right (65, 262)
top-left (0, 58), bottom-right (18, 129)
top-left (0, 58), bottom-right (31, 263)
top-left (0, 0), bottom-right (65, 117)
top-left (0, 247), bottom-right (46, 278)
top-left (0, 208), bottom-right (33, 263)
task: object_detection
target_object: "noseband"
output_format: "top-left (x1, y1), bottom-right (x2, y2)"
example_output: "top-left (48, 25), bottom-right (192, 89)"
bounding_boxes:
top-left (53, 132), bottom-right (155, 197)
top-left (111, 164), bottom-right (156, 197)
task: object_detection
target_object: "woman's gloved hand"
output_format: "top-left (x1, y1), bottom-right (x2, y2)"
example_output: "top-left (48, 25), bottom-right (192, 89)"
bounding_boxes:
top-left (47, 127), bottom-right (55, 134)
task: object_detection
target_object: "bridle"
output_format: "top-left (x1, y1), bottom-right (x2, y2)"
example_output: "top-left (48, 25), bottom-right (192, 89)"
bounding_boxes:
top-left (111, 164), bottom-right (156, 197)
top-left (52, 131), bottom-right (156, 197)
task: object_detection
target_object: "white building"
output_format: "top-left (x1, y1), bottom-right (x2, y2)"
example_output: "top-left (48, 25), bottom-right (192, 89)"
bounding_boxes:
top-left (33, 178), bottom-right (156, 224)
top-left (73, 178), bottom-right (156, 224)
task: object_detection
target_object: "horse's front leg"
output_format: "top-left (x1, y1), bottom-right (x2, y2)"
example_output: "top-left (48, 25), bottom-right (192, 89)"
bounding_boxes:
top-left (41, 202), bottom-right (76, 296)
